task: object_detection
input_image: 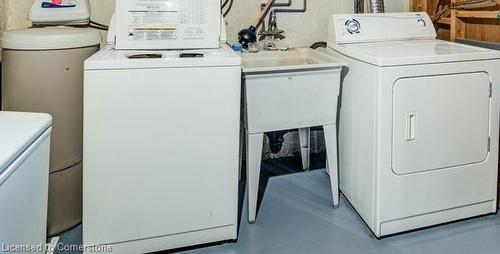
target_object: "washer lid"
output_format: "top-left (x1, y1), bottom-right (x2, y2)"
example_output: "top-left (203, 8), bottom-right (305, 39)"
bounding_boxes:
top-left (85, 44), bottom-right (241, 70)
top-left (1, 27), bottom-right (101, 50)
top-left (330, 39), bottom-right (500, 66)
top-left (0, 112), bottom-right (52, 175)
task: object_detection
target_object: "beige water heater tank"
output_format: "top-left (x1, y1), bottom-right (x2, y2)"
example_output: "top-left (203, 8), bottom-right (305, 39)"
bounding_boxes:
top-left (1, 27), bottom-right (100, 236)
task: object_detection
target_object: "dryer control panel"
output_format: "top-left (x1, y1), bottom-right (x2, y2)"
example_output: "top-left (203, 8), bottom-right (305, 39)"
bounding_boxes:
top-left (328, 12), bottom-right (437, 44)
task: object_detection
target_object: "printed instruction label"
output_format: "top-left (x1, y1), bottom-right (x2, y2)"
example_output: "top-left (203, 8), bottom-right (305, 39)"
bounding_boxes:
top-left (41, 0), bottom-right (77, 8)
top-left (127, 0), bottom-right (208, 41)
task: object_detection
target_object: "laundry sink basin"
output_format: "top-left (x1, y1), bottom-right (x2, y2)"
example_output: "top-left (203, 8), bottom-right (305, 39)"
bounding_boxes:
top-left (241, 47), bottom-right (346, 132)
top-left (241, 48), bottom-right (344, 73)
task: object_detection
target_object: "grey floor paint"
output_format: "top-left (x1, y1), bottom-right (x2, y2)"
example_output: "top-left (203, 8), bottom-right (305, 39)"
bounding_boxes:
top-left (56, 157), bottom-right (500, 254)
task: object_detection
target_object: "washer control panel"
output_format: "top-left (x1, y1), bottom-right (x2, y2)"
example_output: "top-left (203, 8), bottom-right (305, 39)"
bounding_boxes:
top-left (328, 12), bottom-right (437, 44)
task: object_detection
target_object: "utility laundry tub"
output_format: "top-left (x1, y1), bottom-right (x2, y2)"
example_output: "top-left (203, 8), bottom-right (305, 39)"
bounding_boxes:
top-left (241, 48), bottom-right (346, 223)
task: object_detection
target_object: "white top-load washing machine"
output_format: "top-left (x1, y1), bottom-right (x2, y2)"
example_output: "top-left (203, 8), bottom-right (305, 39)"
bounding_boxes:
top-left (83, 47), bottom-right (241, 253)
top-left (83, 1), bottom-right (241, 253)
top-left (0, 112), bottom-right (52, 253)
top-left (327, 12), bottom-right (500, 237)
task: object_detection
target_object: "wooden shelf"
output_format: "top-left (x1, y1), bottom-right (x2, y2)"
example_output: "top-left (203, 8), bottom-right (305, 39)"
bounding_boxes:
top-left (438, 17), bottom-right (451, 25)
top-left (451, 9), bottom-right (500, 41)
top-left (456, 10), bottom-right (500, 19)
top-left (412, 0), bottom-right (500, 42)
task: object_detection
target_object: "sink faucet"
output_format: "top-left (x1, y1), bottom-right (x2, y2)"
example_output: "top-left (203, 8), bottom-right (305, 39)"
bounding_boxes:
top-left (239, 0), bottom-right (308, 49)
top-left (259, 11), bottom-right (285, 42)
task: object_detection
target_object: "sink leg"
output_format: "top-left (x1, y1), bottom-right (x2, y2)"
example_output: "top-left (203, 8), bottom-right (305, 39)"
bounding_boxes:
top-left (246, 132), bottom-right (264, 223)
top-left (298, 128), bottom-right (310, 171)
top-left (323, 124), bottom-right (339, 208)
top-left (325, 154), bottom-right (330, 175)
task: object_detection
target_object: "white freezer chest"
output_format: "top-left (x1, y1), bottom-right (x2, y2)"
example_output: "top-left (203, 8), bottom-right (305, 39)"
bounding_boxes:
top-left (0, 112), bottom-right (52, 253)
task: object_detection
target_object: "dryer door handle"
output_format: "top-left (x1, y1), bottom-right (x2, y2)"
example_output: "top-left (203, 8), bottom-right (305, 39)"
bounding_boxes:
top-left (405, 112), bottom-right (417, 141)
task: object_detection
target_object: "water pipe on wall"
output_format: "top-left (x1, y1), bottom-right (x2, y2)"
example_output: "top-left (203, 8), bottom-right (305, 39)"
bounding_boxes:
top-left (258, 0), bottom-right (292, 37)
top-left (261, 0), bottom-right (307, 41)
top-left (269, 0), bottom-right (307, 17)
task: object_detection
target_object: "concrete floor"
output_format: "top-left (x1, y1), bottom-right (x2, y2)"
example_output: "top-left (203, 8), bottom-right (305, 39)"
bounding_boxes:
top-left (57, 156), bottom-right (500, 254)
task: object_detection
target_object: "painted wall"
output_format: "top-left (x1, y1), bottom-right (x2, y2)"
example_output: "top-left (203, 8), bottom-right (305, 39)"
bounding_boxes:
top-left (2, 0), bottom-right (410, 45)
top-left (225, 0), bottom-right (410, 48)
top-left (0, 0), bottom-right (410, 159)
top-left (2, 0), bottom-right (32, 29)
top-left (0, 1), bottom-right (5, 31)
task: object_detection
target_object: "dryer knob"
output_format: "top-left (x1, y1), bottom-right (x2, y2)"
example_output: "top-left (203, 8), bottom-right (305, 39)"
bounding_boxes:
top-left (345, 19), bottom-right (361, 34)
top-left (417, 18), bottom-right (427, 27)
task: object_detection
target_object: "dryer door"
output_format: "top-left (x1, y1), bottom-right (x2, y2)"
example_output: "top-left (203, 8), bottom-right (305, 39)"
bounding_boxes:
top-left (392, 72), bottom-right (491, 175)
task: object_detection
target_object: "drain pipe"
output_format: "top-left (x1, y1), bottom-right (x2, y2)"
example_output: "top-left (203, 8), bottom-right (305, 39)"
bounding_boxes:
top-left (367, 0), bottom-right (385, 13)
top-left (354, 0), bottom-right (364, 13)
